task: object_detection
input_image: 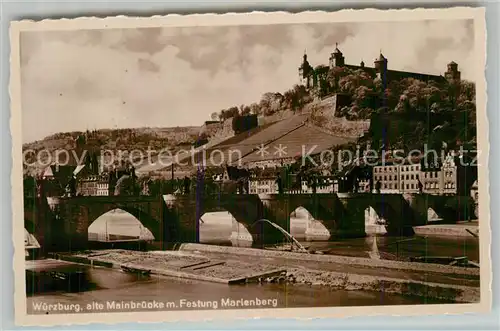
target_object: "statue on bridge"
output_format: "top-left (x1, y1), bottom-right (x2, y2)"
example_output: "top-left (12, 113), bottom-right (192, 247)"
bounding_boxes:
top-left (65, 175), bottom-right (77, 197)
top-left (141, 178), bottom-right (153, 196)
top-left (183, 176), bottom-right (191, 194)
top-left (275, 174), bottom-right (283, 194)
top-left (418, 179), bottom-right (423, 194)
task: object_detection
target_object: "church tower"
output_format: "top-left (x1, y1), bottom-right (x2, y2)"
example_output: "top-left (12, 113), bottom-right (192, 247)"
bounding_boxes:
top-left (329, 43), bottom-right (345, 68)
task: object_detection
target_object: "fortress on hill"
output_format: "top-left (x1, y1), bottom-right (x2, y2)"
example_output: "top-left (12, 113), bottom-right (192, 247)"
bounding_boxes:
top-left (298, 44), bottom-right (462, 90)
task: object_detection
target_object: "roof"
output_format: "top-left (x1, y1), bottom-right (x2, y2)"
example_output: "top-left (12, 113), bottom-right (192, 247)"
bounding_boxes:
top-left (344, 64), bottom-right (446, 82)
top-left (42, 165), bottom-right (77, 187)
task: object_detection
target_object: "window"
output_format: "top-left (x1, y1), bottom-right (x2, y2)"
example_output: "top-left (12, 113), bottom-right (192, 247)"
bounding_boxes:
top-left (406, 184), bottom-right (410, 190)
top-left (384, 175), bottom-right (387, 181)
top-left (406, 174), bottom-right (409, 180)
top-left (411, 174), bottom-right (414, 180)
top-left (394, 183), bottom-right (398, 189)
top-left (411, 184), bottom-right (414, 189)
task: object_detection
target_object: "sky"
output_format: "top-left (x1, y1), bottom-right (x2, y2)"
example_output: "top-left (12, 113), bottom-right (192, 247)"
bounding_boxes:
top-left (20, 19), bottom-right (475, 143)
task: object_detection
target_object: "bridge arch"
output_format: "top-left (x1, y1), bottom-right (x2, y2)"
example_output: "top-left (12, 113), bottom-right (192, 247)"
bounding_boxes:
top-left (24, 228), bottom-right (40, 248)
top-left (197, 207), bottom-right (286, 248)
top-left (258, 194), bottom-right (342, 241)
top-left (165, 194), bottom-right (300, 248)
top-left (290, 206), bottom-right (331, 241)
top-left (427, 207), bottom-right (442, 222)
top-left (364, 201), bottom-right (406, 235)
top-left (87, 208), bottom-right (155, 243)
top-left (24, 218), bottom-right (36, 236)
top-left (197, 210), bottom-right (250, 247)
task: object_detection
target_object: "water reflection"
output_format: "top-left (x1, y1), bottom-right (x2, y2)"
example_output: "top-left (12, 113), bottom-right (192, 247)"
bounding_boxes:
top-left (27, 267), bottom-right (451, 314)
top-left (84, 210), bottom-right (479, 262)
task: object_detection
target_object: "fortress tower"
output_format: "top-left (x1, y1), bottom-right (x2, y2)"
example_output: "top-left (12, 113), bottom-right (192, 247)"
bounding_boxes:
top-left (329, 43), bottom-right (345, 68)
top-left (374, 52), bottom-right (388, 78)
top-left (444, 61), bottom-right (461, 83)
top-left (298, 52), bottom-right (314, 88)
top-left (298, 44), bottom-right (461, 94)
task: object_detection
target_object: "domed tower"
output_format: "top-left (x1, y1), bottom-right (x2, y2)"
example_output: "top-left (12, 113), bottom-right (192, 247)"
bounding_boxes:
top-left (329, 43), bottom-right (345, 68)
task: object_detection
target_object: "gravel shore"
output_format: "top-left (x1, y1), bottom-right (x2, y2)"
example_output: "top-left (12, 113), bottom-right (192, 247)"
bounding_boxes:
top-left (55, 247), bottom-right (480, 303)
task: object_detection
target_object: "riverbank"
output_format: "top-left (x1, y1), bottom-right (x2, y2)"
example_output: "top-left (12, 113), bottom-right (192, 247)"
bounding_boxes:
top-left (48, 244), bottom-right (480, 304)
top-left (413, 221), bottom-right (479, 238)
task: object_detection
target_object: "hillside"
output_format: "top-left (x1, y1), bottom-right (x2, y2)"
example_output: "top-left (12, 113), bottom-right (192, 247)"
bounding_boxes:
top-left (22, 64), bottom-right (477, 177)
top-left (22, 126), bottom-right (202, 175)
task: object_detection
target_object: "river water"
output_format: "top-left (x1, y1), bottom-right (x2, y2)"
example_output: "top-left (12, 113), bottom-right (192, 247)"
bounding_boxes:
top-left (26, 210), bottom-right (474, 314)
top-left (85, 210), bottom-right (479, 262)
top-left (27, 265), bottom-right (451, 315)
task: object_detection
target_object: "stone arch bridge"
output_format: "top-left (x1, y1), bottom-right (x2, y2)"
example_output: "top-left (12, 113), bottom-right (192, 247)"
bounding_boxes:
top-left (24, 193), bottom-right (473, 252)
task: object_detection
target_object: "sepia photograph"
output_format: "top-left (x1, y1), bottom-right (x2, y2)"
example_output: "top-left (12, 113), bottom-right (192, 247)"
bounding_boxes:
top-left (10, 7), bottom-right (490, 325)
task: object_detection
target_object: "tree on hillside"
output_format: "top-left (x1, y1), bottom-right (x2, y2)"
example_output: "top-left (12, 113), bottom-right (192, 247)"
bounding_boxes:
top-left (338, 69), bottom-right (374, 94)
top-left (259, 92), bottom-right (284, 116)
top-left (314, 65), bottom-right (329, 83)
top-left (249, 103), bottom-right (261, 115)
top-left (219, 106), bottom-right (239, 121)
top-left (326, 66), bottom-right (351, 92)
top-left (283, 84), bottom-right (311, 112)
top-left (240, 104), bottom-right (251, 115)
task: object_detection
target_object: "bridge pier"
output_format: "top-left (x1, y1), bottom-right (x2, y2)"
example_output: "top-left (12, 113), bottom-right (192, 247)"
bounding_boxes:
top-left (23, 193), bottom-right (474, 254)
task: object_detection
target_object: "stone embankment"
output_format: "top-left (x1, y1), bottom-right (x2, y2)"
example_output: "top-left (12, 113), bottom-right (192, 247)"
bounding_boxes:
top-left (178, 244), bottom-right (480, 303)
top-left (413, 221), bottom-right (479, 238)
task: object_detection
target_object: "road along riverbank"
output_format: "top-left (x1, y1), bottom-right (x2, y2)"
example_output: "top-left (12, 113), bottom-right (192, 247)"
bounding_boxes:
top-left (48, 245), bottom-right (480, 304)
